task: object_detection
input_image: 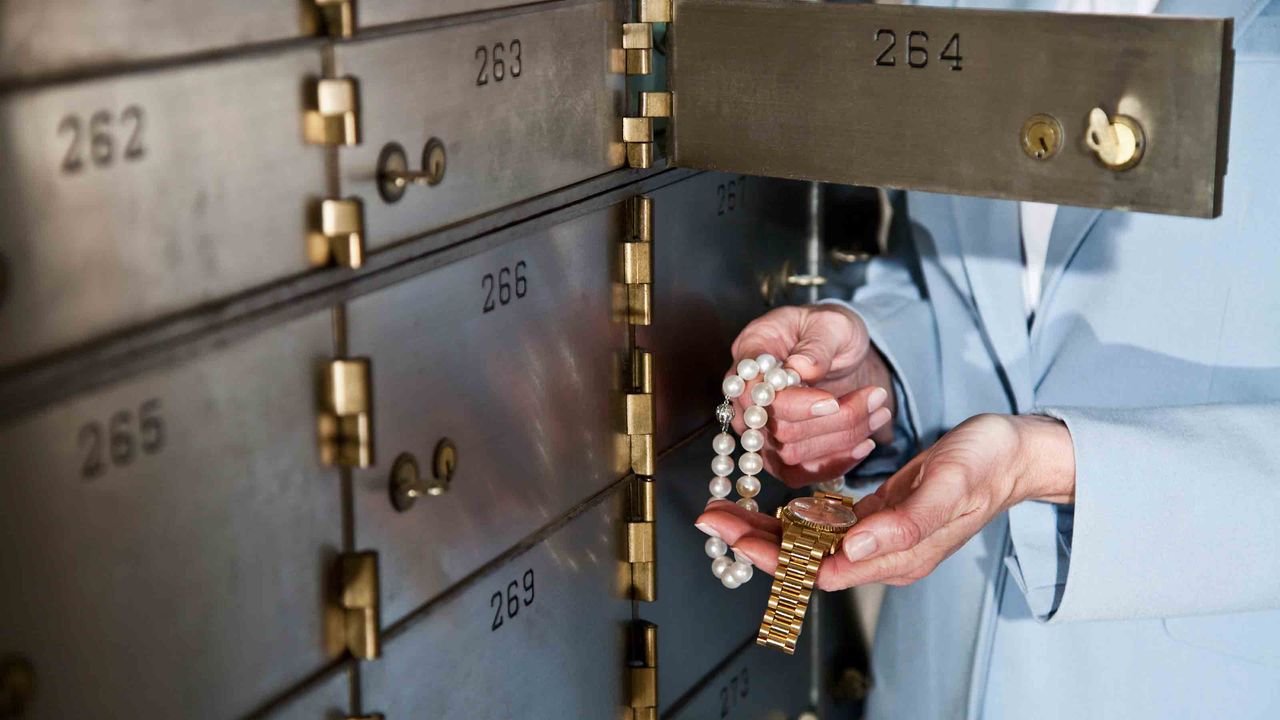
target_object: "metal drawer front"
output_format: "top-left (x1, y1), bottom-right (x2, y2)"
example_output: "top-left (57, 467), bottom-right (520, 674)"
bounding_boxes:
top-left (0, 1), bottom-right (307, 83)
top-left (361, 483), bottom-right (631, 719)
top-left (0, 49), bottom-right (327, 368)
top-left (665, 642), bottom-right (810, 720)
top-left (335, 0), bottom-right (625, 251)
top-left (637, 173), bottom-right (809, 452)
top-left (262, 670), bottom-right (351, 720)
top-left (0, 313), bottom-right (342, 719)
top-left (669, 0), bottom-right (1232, 217)
top-left (347, 207), bottom-right (629, 624)
top-left (358, 0), bottom-right (546, 28)
top-left (649, 427), bottom-right (793, 715)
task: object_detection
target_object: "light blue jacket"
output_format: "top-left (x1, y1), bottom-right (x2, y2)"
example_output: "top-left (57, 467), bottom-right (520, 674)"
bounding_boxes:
top-left (832, 1), bottom-right (1280, 717)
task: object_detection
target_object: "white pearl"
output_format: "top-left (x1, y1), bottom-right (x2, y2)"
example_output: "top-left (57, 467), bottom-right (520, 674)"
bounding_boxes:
top-left (736, 359), bottom-right (760, 381)
top-left (711, 556), bottom-right (733, 578)
top-left (765, 367), bottom-right (789, 391)
top-left (750, 382), bottom-right (776, 407)
top-left (786, 369), bottom-right (802, 387)
top-left (712, 432), bottom-right (736, 456)
top-left (722, 374), bottom-right (746, 399)
top-left (736, 475), bottom-right (761, 498)
top-left (741, 428), bottom-right (764, 453)
top-left (743, 405), bottom-right (768, 429)
top-left (712, 454), bottom-right (735, 477)
top-left (721, 571), bottom-right (743, 589)
top-left (709, 476), bottom-right (732, 498)
top-left (739, 452), bottom-right (763, 476)
top-left (756, 353), bottom-right (778, 373)
top-left (705, 536), bottom-right (728, 558)
top-left (729, 561), bottom-right (754, 583)
top-left (734, 550), bottom-right (753, 566)
top-left (737, 497), bottom-right (759, 513)
top-left (817, 477), bottom-right (847, 494)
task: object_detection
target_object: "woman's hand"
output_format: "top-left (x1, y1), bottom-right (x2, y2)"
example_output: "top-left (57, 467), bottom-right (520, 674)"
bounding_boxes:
top-left (696, 414), bottom-right (1076, 590)
top-left (727, 304), bottom-right (897, 487)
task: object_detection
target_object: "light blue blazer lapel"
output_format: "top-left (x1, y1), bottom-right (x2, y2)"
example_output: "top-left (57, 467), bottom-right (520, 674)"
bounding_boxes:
top-left (1033, 0), bottom-right (1268, 339)
top-left (1032, 205), bottom-right (1102, 336)
top-left (951, 196), bottom-right (1034, 412)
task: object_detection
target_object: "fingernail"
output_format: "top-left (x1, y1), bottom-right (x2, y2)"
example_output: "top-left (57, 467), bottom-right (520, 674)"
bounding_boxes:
top-left (844, 533), bottom-right (878, 562)
top-left (868, 407), bottom-right (892, 432)
top-left (695, 522), bottom-right (720, 538)
top-left (810, 398), bottom-right (839, 417)
top-left (851, 438), bottom-right (876, 461)
top-left (867, 387), bottom-right (888, 413)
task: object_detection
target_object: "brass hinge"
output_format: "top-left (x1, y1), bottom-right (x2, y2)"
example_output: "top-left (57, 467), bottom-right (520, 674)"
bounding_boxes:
top-left (621, 195), bottom-right (653, 326)
top-left (627, 475), bottom-right (656, 601)
top-left (339, 551), bottom-right (381, 660)
top-left (624, 92), bottom-right (672, 170)
top-left (304, 77), bottom-right (361, 146)
top-left (319, 358), bottom-right (373, 468)
top-left (628, 620), bottom-right (658, 720)
top-left (309, 198), bottom-right (366, 269)
top-left (625, 347), bottom-right (655, 476)
top-left (314, 0), bottom-right (356, 38)
top-left (621, 0), bottom-right (672, 168)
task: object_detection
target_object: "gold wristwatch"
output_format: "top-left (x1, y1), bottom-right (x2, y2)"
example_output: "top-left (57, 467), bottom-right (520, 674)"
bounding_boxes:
top-left (757, 492), bottom-right (858, 654)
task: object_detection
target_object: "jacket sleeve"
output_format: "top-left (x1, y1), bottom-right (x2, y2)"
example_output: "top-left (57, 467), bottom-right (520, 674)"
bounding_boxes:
top-left (1005, 402), bottom-right (1280, 623)
top-left (818, 249), bottom-right (944, 477)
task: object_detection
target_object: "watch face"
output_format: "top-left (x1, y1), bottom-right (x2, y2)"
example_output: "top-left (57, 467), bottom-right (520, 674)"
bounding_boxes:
top-left (787, 496), bottom-right (856, 529)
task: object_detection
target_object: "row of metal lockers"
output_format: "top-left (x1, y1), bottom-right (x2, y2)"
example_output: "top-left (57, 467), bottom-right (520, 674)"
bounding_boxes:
top-left (0, 1), bottom-right (864, 717)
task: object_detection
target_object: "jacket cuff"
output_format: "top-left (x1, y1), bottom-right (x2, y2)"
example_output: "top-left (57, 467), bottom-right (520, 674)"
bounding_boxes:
top-left (1005, 500), bottom-right (1074, 621)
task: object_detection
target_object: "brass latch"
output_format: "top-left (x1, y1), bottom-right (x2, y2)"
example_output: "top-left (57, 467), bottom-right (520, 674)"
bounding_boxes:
top-left (621, 195), bottom-right (654, 326)
top-left (304, 77), bottom-right (361, 146)
top-left (309, 198), bottom-right (366, 269)
top-left (314, 0), bottom-right (356, 38)
top-left (627, 474), bottom-right (656, 601)
top-left (319, 358), bottom-right (373, 468)
top-left (628, 621), bottom-right (658, 720)
top-left (339, 551), bottom-right (381, 660)
top-left (625, 348), bottom-right (655, 477)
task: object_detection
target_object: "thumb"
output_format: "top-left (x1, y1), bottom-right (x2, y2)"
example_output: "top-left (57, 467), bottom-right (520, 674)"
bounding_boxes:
top-left (785, 305), bottom-right (867, 383)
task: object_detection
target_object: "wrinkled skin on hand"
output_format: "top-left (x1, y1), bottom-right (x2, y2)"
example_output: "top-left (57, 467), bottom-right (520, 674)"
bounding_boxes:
top-left (726, 304), bottom-right (897, 487)
top-left (697, 414), bottom-right (1075, 591)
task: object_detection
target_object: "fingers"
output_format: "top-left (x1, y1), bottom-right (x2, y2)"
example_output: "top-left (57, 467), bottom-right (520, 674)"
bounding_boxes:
top-left (838, 459), bottom-right (969, 564)
top-left (784, 310), bottom-right (859, 384)
top-left (768, 387), bottom-right (843, 423)
top-left (767, 385), bottom-right (890, 466)
top-left (699, 500), bottom-right (782, 537)
top-left (729, 535), bottom-right (780, 576)
top-left (760, 447), bottom-right (857, 488)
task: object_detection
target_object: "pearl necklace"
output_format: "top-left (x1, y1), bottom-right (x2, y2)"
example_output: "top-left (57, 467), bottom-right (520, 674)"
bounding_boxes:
top-left (704, 352), bottom-right (801, 589)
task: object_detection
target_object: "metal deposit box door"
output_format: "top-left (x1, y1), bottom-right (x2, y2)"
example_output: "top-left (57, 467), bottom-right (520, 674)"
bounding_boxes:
top-left (663, 0), bottom-right (1233, 217)
top-left (0, 313), bottom-right (343, 719)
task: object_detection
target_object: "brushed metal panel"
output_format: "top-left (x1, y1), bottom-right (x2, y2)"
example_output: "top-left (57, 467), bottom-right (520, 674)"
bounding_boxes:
top-left (361, 484), bottom-right (631, 719)
top-left (648, 427), bottom-right (795, 715)
top-left (264, 670), bottom-right (351, 720)
top-left (0, 313), bottom-right (343, 719)
top-left (0, 1), bottom-right (309, 83)
top-left (336, 0), bottom-right (626, 250)
top-left (636, 173), bottom-right (810, 452)
top-left (670, 0), bottom-right (1232, 217)
top-left (347, 207), bottom-right (630, 624)
top-left (665, 642), bottom-right (810, 720)
top-left (358, 0), bottom-right (542, 28)
top-left (0, 49), bottom-right (327, 368)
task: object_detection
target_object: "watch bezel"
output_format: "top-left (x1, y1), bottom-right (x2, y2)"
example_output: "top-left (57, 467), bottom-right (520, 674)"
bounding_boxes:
top-left (781, 497), bottom-right (857, 534)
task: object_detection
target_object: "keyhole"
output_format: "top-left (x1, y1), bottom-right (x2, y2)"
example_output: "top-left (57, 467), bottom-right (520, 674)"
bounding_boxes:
top-left (422, 137), bottom-right (447, 186)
